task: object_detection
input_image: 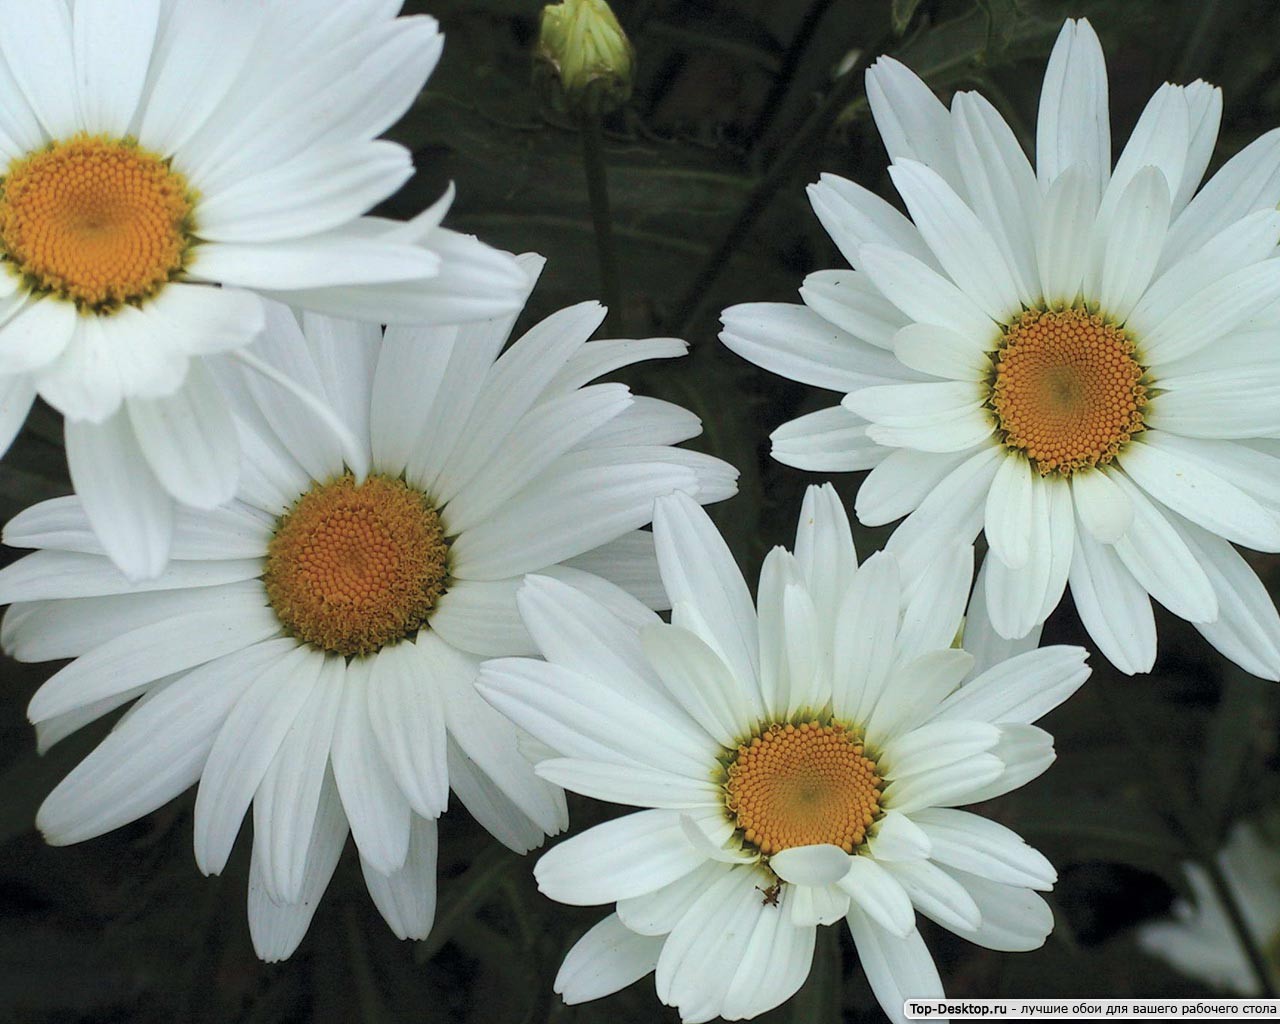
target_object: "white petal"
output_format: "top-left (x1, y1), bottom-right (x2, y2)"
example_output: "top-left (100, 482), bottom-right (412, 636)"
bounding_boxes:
top-left (642, 623), bottom-right (756, 747)
top-left (616, 861), bottom-right (724, 936)
top-left (330, 657), bottom-right (411, 876)
top-left (935, 868), bottom-right (1055, 951)
top-left (555, 914), bottom-right (664, 1006)
top-left (360, 816), bottom-right (438, 940)
top-left (1036, 19), bottom-right (1110, 201)
top-left (432, 302), bottom-right (607, 505)
top-left (952, 91), bottom-right (1040, 304)
top-left (434, 638), bottom-right (567, 837)
top-left (859, 244), bottom-right (996, 342)
top-left (475, 658), bottom-right (714, 779)
top-left (0, 374), bottom-right (36, 457)
top-left (1071, 467), bottom-right (1133, 544)
top-left (654, 866), bottom-right (776, 1023)
top-left (247, 768), bottom-right (348, 963)
top-left (1097, 84), bottom-right (1188, 226)
top-left (889, 160), bottom-right (1021, 322)
top-left (1141, 260), bottom-right (1280, 364)
top-left (73, 0), bottom-right (160, 135)
top-left (846, 909), bottom-right (944, 1024)
top-left (1108, 474), bottom-right (1219, 622)
top-left (252, 654), bottom-right (344, 903)
top-left (194, 645), bottom-right (325, 877)
top-left (446, 735), bottom-right (560, 854)
top-left (866, 650), bottom-right (976, 746)
top-left (1167, 513), bottom-right (1280, 681)
top-left (911, 808), bottom-right (1057, 890)
top-left (930, 646), bottom-right (1090, 726)
top-left (831, 551), bottom-right (900, 725)
top-left (0, 0), bottom-right (77, 138)
top-left (1130, 209), bottom-right (1280, 338)
top-left (1091, 166), bottom-right (1171, 323)
top-left (866, 57), bottom-right (964, 193)
top-left (1119, 439), bottom-right (1280, 553)
top-left (882, 446), bottom-right (999, 582)
top-left (1068, 526), bottom-right (1157, 675)
top-left (855, 448), bottom-right (970, 527)
top-left (794, 481), bottom-right (858, 640)
top-left (985, 453), bottom-right (1033, 570)
top-left (1164, 127), bottom-right (1280, 263)
top-left (799, 269), bottom-right (910, 350)
top-left (126, 360), bottom-right (240, 510)
top-left (653, 492), bottom-right (759, 696)
top-left (866, 810), bottom-right (932, 863)
top-left (837, 856), bottom-right (915, 937)
top-left (536, 809), bottom-right (707, 905)
top-left (982, 473), bottom-right (1059, 639)
top-left (806, 173), bottom-right (936, 271)
top-left (0, 297), bottom-right (78, 376)
top-left (719, 302), bottom-right (916, 392)
top-left (443, 384), bottom-right (633, 533)
top-left (893, 322), bottom-right (990, 381)
top-left (883, 858), bottom-right (982, 933)
top-left (366, 638), bottom-right (449, 820)
top-left (771, 845), bottom-right (853, 886)
top-left (772, 405), bottom-right (886, 473)
top-left (562, 531), bottom-right (668, 611)
top-left (27, 600), bottom-right (279, 724)
top-left (534, 757), bottom-right (720, 811)
top-left (1036, 164), bottom-right (1099, 306)
top-left (447, 450), bottom-right (698, 581)
top-left (36, 638), bottom-right (293, 845)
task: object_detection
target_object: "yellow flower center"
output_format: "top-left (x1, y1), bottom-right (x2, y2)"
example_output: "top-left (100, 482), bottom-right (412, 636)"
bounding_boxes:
top-left (0, 135), bottom-right (195, 311)
top-left (989, 308), bottom-right (1148, 476)
top-left (725, 721), bottom-right (882, 856)
top-left (263, 475), bottom-right (449, 657)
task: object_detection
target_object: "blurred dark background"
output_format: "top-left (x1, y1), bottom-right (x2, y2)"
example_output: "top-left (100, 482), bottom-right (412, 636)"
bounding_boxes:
top-left (5, 0), bottom-right (1280, 1020)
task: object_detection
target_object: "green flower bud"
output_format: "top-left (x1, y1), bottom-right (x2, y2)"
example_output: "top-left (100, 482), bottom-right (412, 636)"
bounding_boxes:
top-left (535, 0), bottom-right (634, 119)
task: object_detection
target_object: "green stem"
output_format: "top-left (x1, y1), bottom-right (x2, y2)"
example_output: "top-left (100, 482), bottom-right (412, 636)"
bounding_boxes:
top-left (580, 117), bottom-right (623, 334)
top-left (664, 33), bottom-right (888, 338)
top-left (1099, 683), bottom-right (1277, 996)
top-left (749, 0), bottom-right (837, 145)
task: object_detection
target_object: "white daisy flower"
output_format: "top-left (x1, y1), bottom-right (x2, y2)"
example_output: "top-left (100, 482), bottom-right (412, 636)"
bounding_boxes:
top-left (1138, 822), bottom-right (1280, 994)
top-left (0, 256), bottom-right (736, 962)
top-left (478, 484), bottom-right (1089, 1023)
top-left (0, 0), bottom-right (528, 579)
top-left (721, 17), bottom-right (1280, 679)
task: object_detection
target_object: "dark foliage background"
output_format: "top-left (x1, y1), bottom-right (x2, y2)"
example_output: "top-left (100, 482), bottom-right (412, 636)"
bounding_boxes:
top-left (4, 0), bottom-right (1280, 1020)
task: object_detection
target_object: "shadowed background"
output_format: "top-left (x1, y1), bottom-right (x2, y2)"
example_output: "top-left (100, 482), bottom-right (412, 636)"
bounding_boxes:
top-left (3, 1), bottom-right (1280, 1020)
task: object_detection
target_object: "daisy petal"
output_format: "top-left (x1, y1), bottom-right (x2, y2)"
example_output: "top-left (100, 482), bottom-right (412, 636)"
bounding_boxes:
top-left (555, 914), bottom-right (664, 1006)
top-left (359, 816), bottom-right (439, 940)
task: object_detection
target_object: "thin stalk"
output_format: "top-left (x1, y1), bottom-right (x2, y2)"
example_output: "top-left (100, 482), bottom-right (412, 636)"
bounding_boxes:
top-left (749, 0), bottom-right (837, 145)
top-left (1100, 683), bottom-right (1277, 996)
top-left (664, 34), bottom-right (888, 337)
top-left (580, 117), bottom-right (624, 334)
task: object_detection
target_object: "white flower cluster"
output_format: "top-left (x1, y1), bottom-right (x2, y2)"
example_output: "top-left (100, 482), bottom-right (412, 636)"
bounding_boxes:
top-left (0, 5), bottom-right (1274, 1023)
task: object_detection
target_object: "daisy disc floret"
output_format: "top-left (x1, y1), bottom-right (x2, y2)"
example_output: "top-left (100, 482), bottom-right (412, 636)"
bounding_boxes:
top-left (0, 0), bottom-right (529, 581)
top-left (721, 17), bottom-right (1280, 680)
top-left (0, 257), bottom-right (737, 963)
top-left (479, 485), bottom-right (1091, 1024)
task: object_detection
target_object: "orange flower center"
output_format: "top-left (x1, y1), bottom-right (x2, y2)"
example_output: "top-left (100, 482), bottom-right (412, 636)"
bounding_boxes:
top-left (0, 135), bottom-right (194, 310)
top-left (263, 475), bottom-right (448, 657)
top-left (725, 721), bottom-right (882, 856)
top-left (989, 308), bottom-right (1148, 476)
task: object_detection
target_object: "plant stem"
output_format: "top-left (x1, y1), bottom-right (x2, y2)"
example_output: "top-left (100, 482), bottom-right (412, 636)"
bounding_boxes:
top-left (664, 34), bottom-right (887, 338)
top-left (580, 117), bottom-right (623, 334)
top-left (1100, 682), bottom-right (1277, 996)
top-left (749, 0), bottom-right (837, 146)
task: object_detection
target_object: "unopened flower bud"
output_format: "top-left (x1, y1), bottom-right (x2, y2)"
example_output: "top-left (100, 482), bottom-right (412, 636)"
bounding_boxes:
top-left (535, 0), bottom-right (634, 119)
